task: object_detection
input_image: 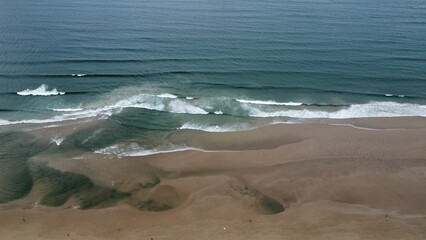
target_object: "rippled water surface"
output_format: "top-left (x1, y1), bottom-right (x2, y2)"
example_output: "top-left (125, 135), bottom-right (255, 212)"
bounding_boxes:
top-left (0, 0), bottom-right (425, 184)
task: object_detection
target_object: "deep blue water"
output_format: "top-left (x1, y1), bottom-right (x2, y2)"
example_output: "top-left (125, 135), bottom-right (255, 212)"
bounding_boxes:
top-left (0, 0), bottom-right (425, 148)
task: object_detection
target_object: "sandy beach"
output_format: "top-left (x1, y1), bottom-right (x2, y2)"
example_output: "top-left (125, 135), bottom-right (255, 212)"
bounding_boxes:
top-left (1, 117), bottom-right (425, 239)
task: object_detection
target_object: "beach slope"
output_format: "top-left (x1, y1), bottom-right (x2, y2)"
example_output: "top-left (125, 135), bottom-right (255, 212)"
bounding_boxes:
top-left (0, 117), bottom-right (425, 239)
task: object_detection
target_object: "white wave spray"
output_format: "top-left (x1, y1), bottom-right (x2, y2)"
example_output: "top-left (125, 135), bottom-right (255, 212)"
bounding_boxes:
top-left (17, 84), bottom-right (65, 96)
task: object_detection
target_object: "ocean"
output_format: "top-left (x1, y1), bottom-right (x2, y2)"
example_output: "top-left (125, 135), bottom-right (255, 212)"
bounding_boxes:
top-left (0, 0), bottom-right (425, 203)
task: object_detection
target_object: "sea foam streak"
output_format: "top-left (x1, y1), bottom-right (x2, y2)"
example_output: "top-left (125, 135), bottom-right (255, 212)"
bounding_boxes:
top-left (157, 93), bottom-right (178, 98)
top-left (179, 122), bottom-right (254, 132)
top-left (50, 108), bottom-right (83, 112)
top-left (385, 94), bottom-right (405, 98)
top-left (236, 99), bottom-right (303, 106)
top-left (17, 84), bottom-right (65, 96)
top-left (95, 142), bottom-right (240, 157)
top-left (245, 101), bottom-right (426, 119)
top-left (95, 143), bottom-right (201, 158)
top-left (71, 74), bottom-right (86, 77)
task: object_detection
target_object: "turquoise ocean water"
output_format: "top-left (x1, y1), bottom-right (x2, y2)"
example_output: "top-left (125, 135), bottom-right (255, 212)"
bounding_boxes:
top-left (0, 0), bottom-right (426, 204)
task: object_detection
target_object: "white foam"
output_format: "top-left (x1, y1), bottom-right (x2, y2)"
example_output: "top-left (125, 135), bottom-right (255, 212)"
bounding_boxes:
top-left (385, 94), bottom-right (405, 98)
top-left (236, 99), bottom-right (303, 106)
top-left (51, 137), bottom-right (64, 146)
top-left (95, 143), bottom-right (201, 158)
top-left (168, 99), bottom-right (208, 114)
top-left (186, 97), bottom-right (194, 100)
top-left (110, 94), bottom-right (165, 112)
top-left (50, 108), bottom-right (83, 112)
top-left (17, 84), bottom-right (65, 96)
top-left (71, 74), bottom-right (86, 77)
top-left (214, 111), bottom-right (223, 115)
top-left (157, 93), bottom-right (178, 99)
top-left (0, 116), bottom-right (76, 126)
top-left (0, 119), bottom-right (11, 126)
top-left (95, 142), bottom-right (240, 158)
top-left (245, 101), bottom-right (426, 119)
top-left (179, 122), bottom-right (254, 132)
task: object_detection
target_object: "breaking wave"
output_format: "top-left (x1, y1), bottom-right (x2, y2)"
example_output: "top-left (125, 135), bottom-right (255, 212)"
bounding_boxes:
top-left (157, 93), bottom-right (178, 99)
top-left (385, 94), bottom-right (405, 98)
top-left (1, 88), bottom-right (425, 127)
top-left (0, 93), bottom-right (209, 126)
top-left (17, 84), bottom-right (65, 96)
top-left (71, 73), bottom-right (86, 77)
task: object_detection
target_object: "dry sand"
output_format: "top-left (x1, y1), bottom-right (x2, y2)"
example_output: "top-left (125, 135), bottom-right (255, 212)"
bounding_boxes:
top-left (1, 117), bottom-right (425, 239)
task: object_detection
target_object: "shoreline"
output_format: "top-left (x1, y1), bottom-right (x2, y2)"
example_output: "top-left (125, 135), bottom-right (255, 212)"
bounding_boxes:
top-left (1, 117), bottom-right (425, 239)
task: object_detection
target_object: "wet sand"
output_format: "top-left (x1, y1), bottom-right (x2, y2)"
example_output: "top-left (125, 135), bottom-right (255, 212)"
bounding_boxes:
top-left (1, 117), bottom-right (425, 239)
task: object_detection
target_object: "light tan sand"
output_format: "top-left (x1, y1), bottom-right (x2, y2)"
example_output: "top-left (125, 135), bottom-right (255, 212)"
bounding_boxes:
top-left (1, 117), bottom-right (425, 239)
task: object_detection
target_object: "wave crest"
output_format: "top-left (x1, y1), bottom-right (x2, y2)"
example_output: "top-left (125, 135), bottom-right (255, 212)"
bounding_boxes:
top-left (236, 99), bottom-right (303, 106)
top-left (17, 84), bottom-right (65, 96)
top-left (157, 93), bottom-right (178, 99)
